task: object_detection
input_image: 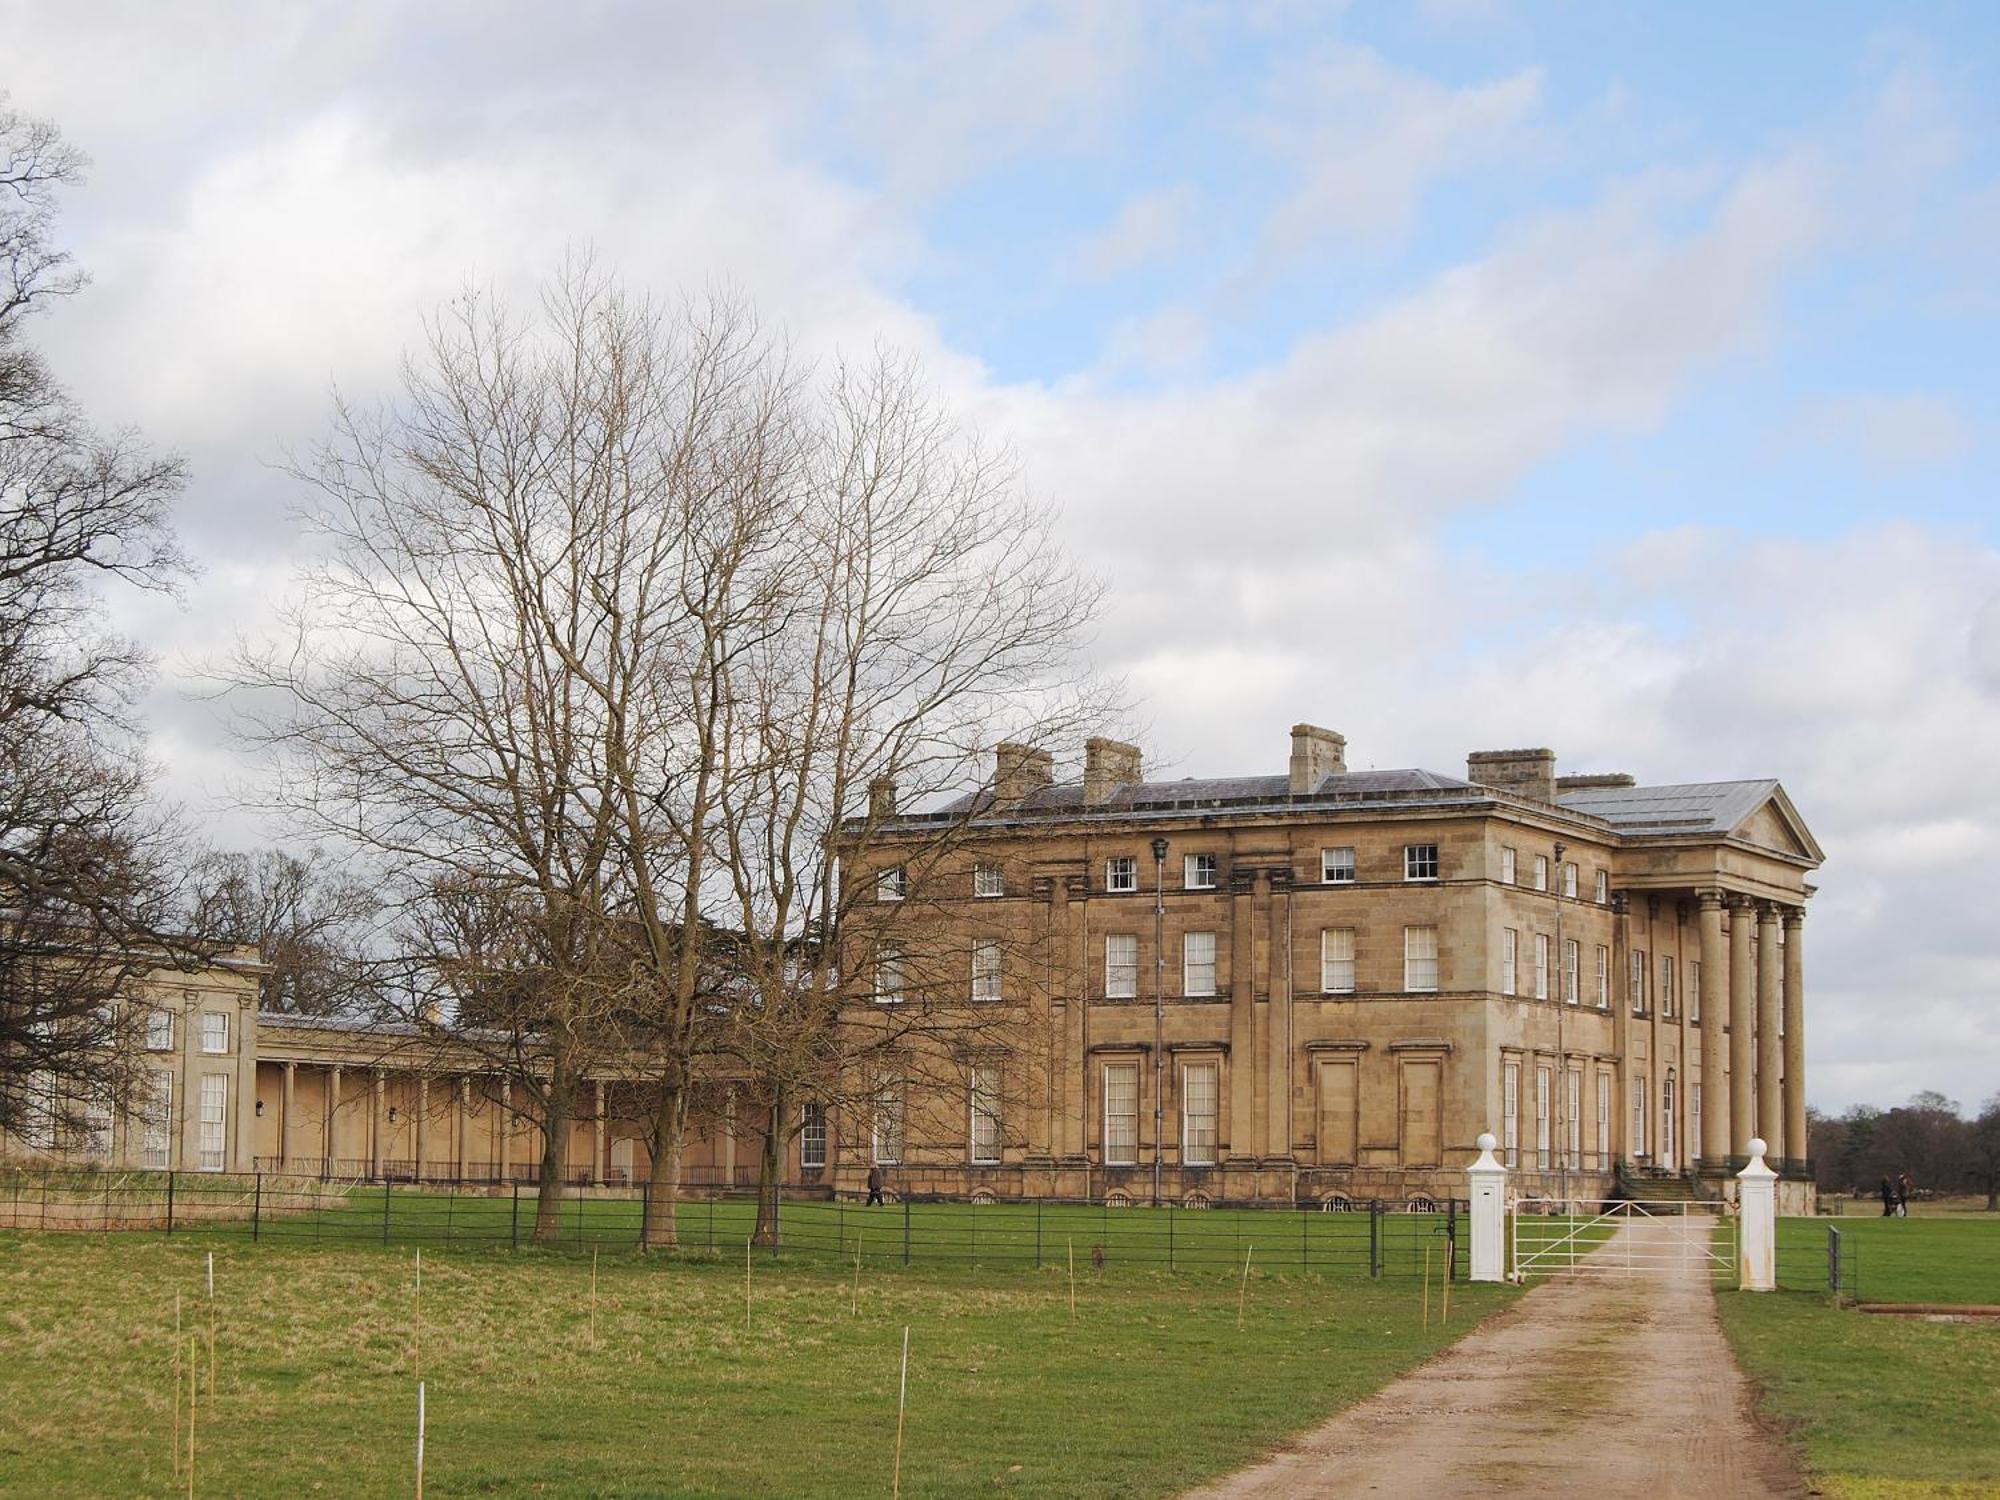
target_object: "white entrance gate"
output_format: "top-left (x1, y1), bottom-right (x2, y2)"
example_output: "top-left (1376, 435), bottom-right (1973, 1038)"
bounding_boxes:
top-left (1510, 1199), bottom-right (1734, 1282)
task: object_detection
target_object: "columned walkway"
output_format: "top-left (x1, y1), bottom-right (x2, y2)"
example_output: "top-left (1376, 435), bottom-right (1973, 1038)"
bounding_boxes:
top-left (1182, 1219), bottom-right (1804, 1499)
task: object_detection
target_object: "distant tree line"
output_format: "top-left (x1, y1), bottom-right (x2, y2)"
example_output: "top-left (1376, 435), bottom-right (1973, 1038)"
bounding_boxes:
top-left (1808, 1091), bottom-right (2000, 1210)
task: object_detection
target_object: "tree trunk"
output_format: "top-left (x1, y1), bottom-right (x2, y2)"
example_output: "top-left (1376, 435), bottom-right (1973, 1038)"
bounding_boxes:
top-left (752, 1082), bottom-right (786, 1249)
top-left (532, 1068), bottom-right (574, 1244)
top-left (642, 1075), bottom-right (688, 1249)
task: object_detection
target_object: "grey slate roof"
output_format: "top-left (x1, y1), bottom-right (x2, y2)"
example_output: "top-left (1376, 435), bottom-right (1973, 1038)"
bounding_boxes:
top-left (934, 767), bottom-right (1480, 821)
top-left (1556, 779), bottom-right (1781, 836)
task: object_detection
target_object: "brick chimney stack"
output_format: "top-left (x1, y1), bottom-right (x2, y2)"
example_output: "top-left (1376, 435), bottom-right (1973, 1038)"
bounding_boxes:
top-left (1466, 748), bottom-right (1557, 804)
top-left (867, 776), bottom-right (898, 820)
top-left (992, 742), bottom-right (1056, 808)
top-left (1289, 724), bottom-right (1347, 793)
top-left (1082, 737), bottom-right (1143, 805)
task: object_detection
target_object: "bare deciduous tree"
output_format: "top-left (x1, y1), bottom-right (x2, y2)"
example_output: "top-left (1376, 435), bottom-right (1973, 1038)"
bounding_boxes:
top-left (0, 99), bottom-right (208, 1143)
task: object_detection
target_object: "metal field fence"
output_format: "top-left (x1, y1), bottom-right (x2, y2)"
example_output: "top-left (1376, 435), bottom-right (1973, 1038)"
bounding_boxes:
top-left (0, 1167), bottom-right (1466, 1279)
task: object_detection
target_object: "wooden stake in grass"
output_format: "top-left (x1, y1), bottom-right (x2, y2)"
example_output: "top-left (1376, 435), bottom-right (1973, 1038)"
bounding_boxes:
top-left (1237, 1245), bottom-right (1254, 1331)
top-left (413, 1248), bottom-right (423, 1383)
top-left (1423, 1245), bottom-right (1432, 1331)
top-left (1067, 1239), bottom-right (1076, 1324)
top-left (172, 1293), bottom-right (182, 1481)
top-left (415, 1380), bottom-right (427, 1500)
top-left (186, 1334), bottom-right (197, 1500)
top-left (205, 1252), bottom-right (216, 1397)
top-left (891, 1325), bottom-right (910, 1500)
top-left (1442, 1254), bottom-right (1451, 1323)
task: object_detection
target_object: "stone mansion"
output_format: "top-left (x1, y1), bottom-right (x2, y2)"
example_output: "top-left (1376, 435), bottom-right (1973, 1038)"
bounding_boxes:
top-left (3, 724), bottom-right (1822, 1213)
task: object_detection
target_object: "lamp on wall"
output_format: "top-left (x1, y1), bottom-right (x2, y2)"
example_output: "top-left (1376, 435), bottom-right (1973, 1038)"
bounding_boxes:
top-left (387, 1106), bottom-right (399, 1125)
top-left (255, 1099), bottom-right (264, 1118)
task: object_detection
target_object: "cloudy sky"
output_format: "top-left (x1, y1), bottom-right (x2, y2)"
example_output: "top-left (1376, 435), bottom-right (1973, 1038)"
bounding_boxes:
top-left (8, 2), bottom-right (1998, 1113)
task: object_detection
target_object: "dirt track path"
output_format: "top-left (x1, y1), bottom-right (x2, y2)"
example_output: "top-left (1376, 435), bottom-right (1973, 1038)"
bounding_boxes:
top-left (1182, 1217), bottom-right (1806, 1500)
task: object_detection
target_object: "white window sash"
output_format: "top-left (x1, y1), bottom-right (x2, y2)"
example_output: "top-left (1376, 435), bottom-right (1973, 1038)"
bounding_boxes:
top-left (1103, 1064), bottom-right (1138, 1166)
top-left (1182, 1062), bottom-right (1219, 1166)
top-left (1105, 934), bottom-right (1138, 998)
top-left (1321, 928), bottom-right (1356, 993)
top-left (1182, 931), bottom-right (1217, 996)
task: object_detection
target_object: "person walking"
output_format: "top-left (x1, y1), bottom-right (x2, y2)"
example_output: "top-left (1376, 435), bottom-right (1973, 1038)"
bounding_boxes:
top-left (1896, 1173), bottom-right (1913, 1218)
top-left (866, 1164), bottom-right (884, 1207)
top-left (1880, 1176), bottom-right (1896, 1217)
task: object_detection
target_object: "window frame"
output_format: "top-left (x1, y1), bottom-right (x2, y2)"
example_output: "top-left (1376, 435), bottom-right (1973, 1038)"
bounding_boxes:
top-left (1183, 852), bottom-right (1218, 890)
top-left (1182, 930), bottom-right (1217, 997)
top-left (1402, 924), bottom-right (1439, 992)
top-left (199, 1010), bottom-right (229, 1055)
top-left (1501, 928), bottom-right (1518, 996)
top-left (973, 864), bottom-right (1005, 898)
top-left (1533, 932), bottom-right (1550, 1000)
top-left (145, 1008), bottom-right (175, 1053)
top-left (1104, 933), bottom-right (1138, 999)
top-left (1501, 847), bottom-right (1517, 885)
top-left (969, 1066), bottom-right (1002, 1165)
top-left (1594, 869), bottom-right (1609, 904)
top-left (1535, 1065), bottom-right (1552, 1170)
top-left (1562, 862), bottom-right (1578, 899)
top-left (1502, 1060), bottom-right (1520, 1168)
top-left (1563, 937), bottom-right (1580, 1006)
top-left (1596, 944), bottom-right (1611, 1009)
top-left (1403, 844), bottom-right (1440, 882)
top-left (1105, 856), bottom-right (1138, 893)
top-left (970, 938), bottom-right (1002, 1003)
top-left (872, 1085), bottom-right (904, 1166)
top-left (1630, 949), bottom-right (1647, 1015)
top-left (1320, 846), bottom-right (1356, 884)
top-left (1102, 1062), bottom-right (1139, 1166)
top-left (877, 866), bottom-right (907, 902)
top-left (198, 1073), bottom-right (228, 1172)
top-left (1181, 1061), bottom-right (1219, 1167)
top-left (1320, 926), bottom-right (1356, 994)
top-left (1532, 854), bottom-right (1549, 892)
top-left (875, 944), bottom-right (906, 1005)
top-left (799, 1101), bottom-right (828, 1170)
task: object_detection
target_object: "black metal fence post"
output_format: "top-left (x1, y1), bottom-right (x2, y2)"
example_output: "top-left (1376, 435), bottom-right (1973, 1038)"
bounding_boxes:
top-left (383, 1178), bottom-right (392, 1245)
top-left (1446, 1198), bottom-right (1458, 1281)
top-left (902, 1194), bottom-right (911, 1266)
top-left (1369, 1199), bottom-right (1382, 1278)
top-left (165, 1171), bottom-right (175, 1236)
top-left (510, 1179), bottom-right (520, 1250)
top-left (1827, 1226), bottom-right (1842, 1299)
top-left (640, 1181), bottom-right (651, 1251)
top-left (253, 1173), bottom-right (262, 1241)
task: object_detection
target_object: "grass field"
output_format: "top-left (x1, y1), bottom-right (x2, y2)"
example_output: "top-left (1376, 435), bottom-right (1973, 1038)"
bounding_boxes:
top-left (1722, 1215), bottom-right (2000, 1500)
top-left (0, 1228), bottom-right (1513, 1498)
top-left (1776, 1212), bottom-right (2000, 1303)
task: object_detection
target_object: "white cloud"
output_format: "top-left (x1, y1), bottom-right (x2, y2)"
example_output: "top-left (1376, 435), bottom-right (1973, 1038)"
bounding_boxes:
top-left (1798, 392), bottom-right (1975, 475)
top-left (1239, 42), bottom-right (1544, 270)
top-left (1073, 184), bottom-right (1199, 279)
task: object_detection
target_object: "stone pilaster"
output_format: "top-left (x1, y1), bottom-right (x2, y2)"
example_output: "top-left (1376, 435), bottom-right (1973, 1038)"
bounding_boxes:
top-left (1756, 903), bottom-right (1782, 1160)
top-left (280, 1060), bottom-right (297, 1170)
top-left (1782, 908), bottom-right (1806, 1173)
top-left (1227, 864), bottom-right (1256, 1162)
top-left (327, 1065), bottom-right (342, 1172)
top-left (1263, 868), bottom-right (1294, 1162)
top-left (371, 1068), bottom-right (386, 1179)
top-left (1698, 891), bottom-right (1729, 1164)
top-left (1728, 896), bottom-right (1755, 1158)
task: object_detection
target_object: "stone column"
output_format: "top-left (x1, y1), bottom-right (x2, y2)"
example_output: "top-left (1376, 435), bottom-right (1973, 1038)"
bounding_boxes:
top-left (416, 1076), bottom-right (430, 1181)
top-left (234, 997), bottom-right (259, 1173)
top-left (1698, 891), bottom-right (1729, 1164)
top-left (1728, 896), bottom-right (1755, 1159)
top-left (1782, 908), bottom-right (1807, 1174)
top-left (326, 1065), bottom-right (342, 1174)
top-left (499, 1076), bottom-right (513, 1179)
top-left (371, 1068), bottom-right (386, 1179)
top-left (1611, 894), bottom-right (1630, 1160)
top-left (280, 1061), bottom-right (297, 1170)
top-left (1756, 903), bottom-right (1782, 1161)
top-left (456, 1077), bottom-right (470, 1179)
top-left (1466, 1132), bottom-right (1507, 1283)
top-left (1263, 870), bottom-right (1295, 1162)
top-left (1227, 867), bottom-right (1256, 1163)
top-left (592, 1078), bottom-right (607, 1186)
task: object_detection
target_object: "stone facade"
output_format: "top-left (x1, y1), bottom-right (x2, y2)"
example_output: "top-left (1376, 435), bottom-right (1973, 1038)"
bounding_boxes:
top-left (835, 725), bottom-right (1823, 1211)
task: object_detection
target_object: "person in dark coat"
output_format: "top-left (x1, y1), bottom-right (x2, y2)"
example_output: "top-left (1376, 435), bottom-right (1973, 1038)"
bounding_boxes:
top-left (866, 1164), bottom-right (884, 1207)
top-left (1880, 1176), bottom-right (1897, 1217)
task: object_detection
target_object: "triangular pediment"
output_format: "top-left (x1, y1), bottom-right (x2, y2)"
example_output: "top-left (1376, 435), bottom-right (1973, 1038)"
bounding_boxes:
top-left (1730, 783), bottom-right (1823, 864)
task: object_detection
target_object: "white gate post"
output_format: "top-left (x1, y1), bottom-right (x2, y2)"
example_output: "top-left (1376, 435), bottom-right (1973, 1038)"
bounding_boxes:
top-left (1467, 1131), bottom-right (1507, 1283)
top-left (1736, 1137), bottom-right (1776, 1292)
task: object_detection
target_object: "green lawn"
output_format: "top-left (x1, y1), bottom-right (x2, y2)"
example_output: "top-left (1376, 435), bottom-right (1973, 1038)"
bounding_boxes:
top-left (0, 1229), bottom-right (1513, 1498)
top-left (1775, 1213), bottom-right (2000, 1304)
top-left (1721, 1216), bottom-right (2000, 1500)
